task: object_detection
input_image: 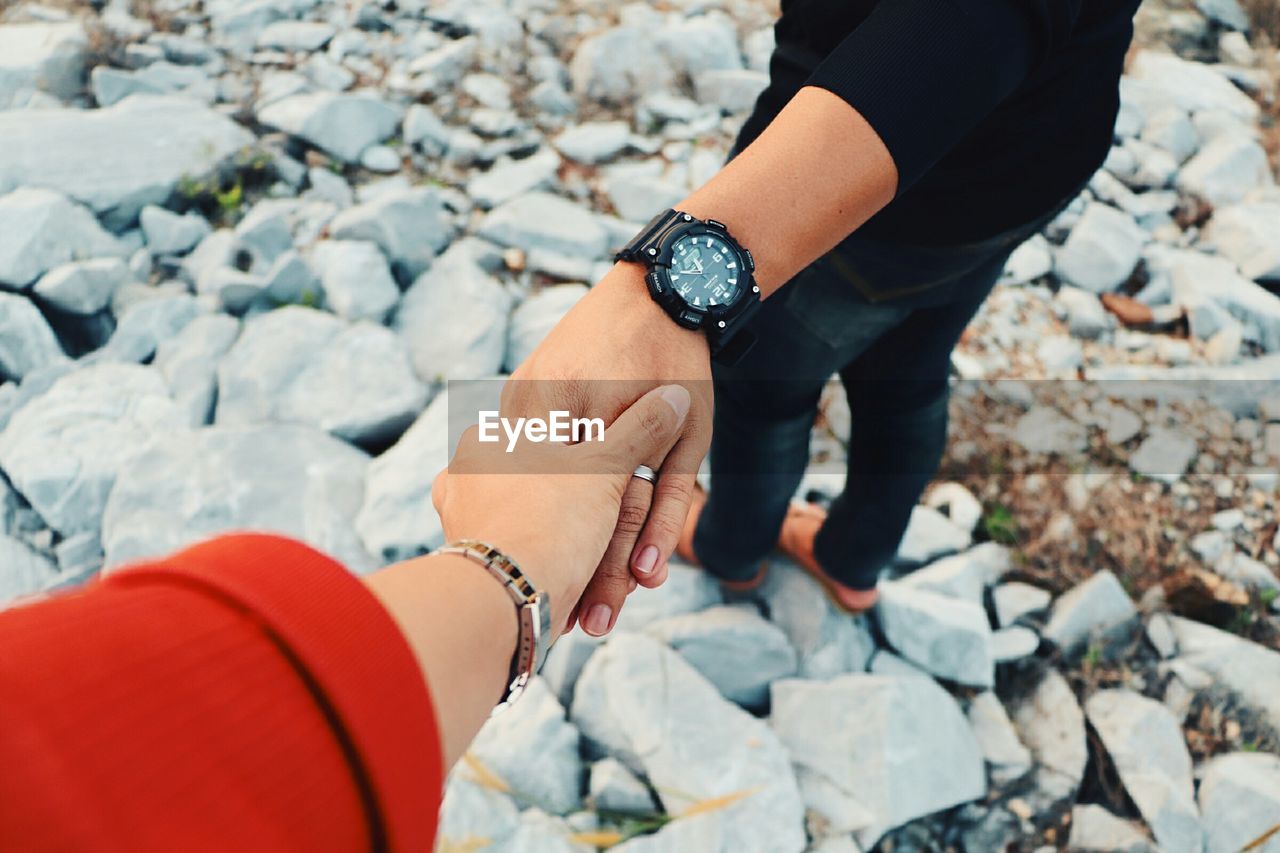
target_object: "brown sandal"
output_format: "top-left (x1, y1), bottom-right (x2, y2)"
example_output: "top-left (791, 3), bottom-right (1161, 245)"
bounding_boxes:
top-left (677, 484), bottom-right (770, 592)
top-left (778, 502), bottom-right (879, 615)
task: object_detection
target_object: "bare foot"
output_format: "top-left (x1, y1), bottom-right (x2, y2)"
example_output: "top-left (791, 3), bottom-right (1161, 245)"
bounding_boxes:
top-left (778, 502), bottom-right (879, 613)
top-left (676, 486), bottom-right (768, 591)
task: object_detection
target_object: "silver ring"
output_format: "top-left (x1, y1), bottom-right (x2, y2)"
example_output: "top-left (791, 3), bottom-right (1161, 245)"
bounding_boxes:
top-left (632, 464), bottom-right (658, 485)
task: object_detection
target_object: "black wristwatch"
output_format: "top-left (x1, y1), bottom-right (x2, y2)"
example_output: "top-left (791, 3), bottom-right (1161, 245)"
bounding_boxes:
top-left (615, 209), bottom-right (761, 365)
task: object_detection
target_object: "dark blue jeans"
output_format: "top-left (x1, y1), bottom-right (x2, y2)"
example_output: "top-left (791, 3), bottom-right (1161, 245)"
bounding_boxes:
top-left (692, 219), bottom-right (1049, 589)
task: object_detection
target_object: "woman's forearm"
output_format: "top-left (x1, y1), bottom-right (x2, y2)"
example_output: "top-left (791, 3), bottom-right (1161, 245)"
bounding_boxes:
top-left (676, 86), bottom-right (898, 296)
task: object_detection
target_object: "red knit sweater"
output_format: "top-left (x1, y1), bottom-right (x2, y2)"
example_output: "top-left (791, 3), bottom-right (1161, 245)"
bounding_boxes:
top-left (0, 534), bottom-right (443, 851)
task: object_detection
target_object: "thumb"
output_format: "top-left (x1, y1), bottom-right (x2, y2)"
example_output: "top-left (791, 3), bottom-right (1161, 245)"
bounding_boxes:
top-left (600, 384), bottom-right (691, 470)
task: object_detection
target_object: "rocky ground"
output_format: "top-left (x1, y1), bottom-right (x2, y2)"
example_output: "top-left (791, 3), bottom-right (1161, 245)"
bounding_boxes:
top-left (1, 0), bottom-right (1279, 850)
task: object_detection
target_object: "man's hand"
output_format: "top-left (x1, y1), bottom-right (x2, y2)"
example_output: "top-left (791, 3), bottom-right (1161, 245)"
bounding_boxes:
top-left (504, 262), bottom-right (713, 637)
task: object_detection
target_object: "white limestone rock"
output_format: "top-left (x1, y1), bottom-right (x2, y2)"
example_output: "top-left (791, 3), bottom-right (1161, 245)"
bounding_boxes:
top-left (0, 21), bottom-right (87, 108)
top-left (569, 27), bottom-right (675, 104)
top-left (1127, 51), bottom-right (1259, 123)
top-left (309, 240), bottom-right (400, 322)
top-left (571, 633), bottom-right (806, 853)
top-left (1204, 202), bottom-right (1280, 282)
top-left (554, 121), bottom-right (632, 164)
top-left (876, 581), bottom-right (994, 687)
top-left (327, 188), bottom-right (452, 282)
top-left (1198, 752), bottom-right (1280, 853)
top-left (469, 678), bottom-right (583, 815)
top-left (645, 604), bottom-right (797, 708)
top-left (756, 559), bottom-right (875, 679)
top-left (967, 691), bottom-right (1033, 784)
top-left (258, 92), bottom-right (403, 163)
top-left (896, 542), bottom-right (1011, 604)
top-left (1053, 202), bottom-right (1146, 294)
top-left (0, 293), bottom-right (66, 382)
top-left (33, 258), bottom-right (130, 316)
top-left (216, 307), bottom-right (426, 447)
top-left (1084, 689), bottom-right (1200, 853)
top-left (355, 391), bottom-right (450, 564)
top-left (1177, 134), bottom-right (1274, 207)
top-left (1167, 615), bottom-right (1280, 734)
top-left (895, 505), bottom-right (972, 566)
top-left (478, 193), bottom-right (611, 260)
top-left (993, 582), bottom-right (1052, 627)
top-left (0, 188), bottom-right (127, 290)
top-left (1001, 234), bottom-right (1054, 285)
top-left (588, 757), bottom-right (655, 814)
top-left (394, 241), bottom-right (512, 384)
top-left (1068, 805), bottom-right (1157, 853)
top-left (0, 97), bottom-right (256, 228)
top-left (1043, 570), bottom-right (1136, 654)
top-left (468, 150), bottom-right (562, 210)
top-left (771, 674), bottom-right (985, 849)
top-left (102, 423), bottom-right (375, 573)
top-left (0, 363), bottom-right (184, 538)
top-left (1012, 668), bottom-right (1088, 802)
top-left (694, 69), bottom-right (769, 114)
top-left (1130, 428), bottom-right (1198, 484)
top-left (0, 534), bottom-right (61, 608)
top-left (153, 314), bottom-right (241, 426)
top-left (922, 481), bottom-right (983, 533)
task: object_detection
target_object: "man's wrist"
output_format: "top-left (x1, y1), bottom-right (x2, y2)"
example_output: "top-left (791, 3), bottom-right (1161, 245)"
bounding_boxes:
top-left (603, 261), bottom-right (712, 357)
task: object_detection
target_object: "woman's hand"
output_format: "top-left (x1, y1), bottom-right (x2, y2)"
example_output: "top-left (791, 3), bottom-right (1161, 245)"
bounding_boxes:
top-left (431, 384), bottom-right (692, 637)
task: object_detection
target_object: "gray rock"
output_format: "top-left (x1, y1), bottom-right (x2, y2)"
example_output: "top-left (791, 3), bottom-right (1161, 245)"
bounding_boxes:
top-left (0, 292), bottom-right (65, 382)
top-left (1056, 285), bottom-right (1111, 339)
top-left (256, 20), bottom-right (335, 52)
top-left (896, 542), bottom-right (1012, 604)
top-left (468, 150), bottom-right (561, 210)
top-left (1167, 615), bottom-right (1280, 734)
top-left (991, 626), bottom-right (1040, 662)
top-left (553, 121), bottom-right (632, 164)
top-left (967, 691), bottom-right (1033, 784)
top-left (506, 809), bottom-right (592, 853)
top-left (1139, 107), bottom-right (1200, 165)
top-left (656, 14), bottom-right (743, 77)
top-left (0, 533), bottom-right (60, 608)
top-left (569, 27), bottom-right (676, 104)
top-left (1214, 550), bottom-right (1280, 592)
top-left (327, 188), bottom-right (452, 282)
top-left (1043, 570), bottom-right (1136, 653)
top-left (0, 21), bottom-right (87, 108)
top-left (1198, 0), bottom-right (1250, 28)
top-left (0, 188), bottom-right (127, 290)
top-left (694, 69), bottom-right (769, 114)
top-left (33, 258), bottom-right (129, 316)
top-left (895, 505), bottom-right (972, 566)
top-left (922, 481), bottom-right (983, 533)
top-left (541, 631), bottom-right (604, 710)
top-left (610, 814), bottom-right (724, 851)
top-left (354, 391), bottom-right (449, 564)
top-left (876, 581), bottom-right (994, 687)
top-left (91, 62), bottom-right (212, 107)
top-left (1011, 668), bottom-right (1087, 802)
top-left (0, 97), bottom-right (255, 228)
top-left (394, 241), bottom-right (513, 383)
top-left (153, 314), bottom-right (240, 426)
top-left (216, 307), bottom-right (426, 446)
top-left (1162, 249), bottom-right (1280, 350)
top-left (478, 193), bottom-right (611, 260)
top-left (588, 758), bottom-right (655, 814)
top-left (611, 560), bottom-right (723, 632)
top-left (406, 36), bottom-right (478, 92)
top-left (757, 559), bottom-right (875, 679)
top-left (645, 604), bottom-right (797, 708)
top-left (98, 294), bottom-right (203, 363)
top-left (102, 423), bottom-right (374, 572)
top-left (1037, 336), bottom-right (1083, 373)
top-left (1205, 202), bottom-right (1280, 282)
top-left (571, 633), bottom-right (806, 853)
top-left (506, 285), bottom-right (587, 372)
top-left (1127, 51), bottom-right (1259, 122)
top-left (1177, 134), bottom-right (1273, 207)
top-left (1068, 805), bottom-right (1157, 853)
top-left (434, 774), bottom-right (520, 851)
top-left (309, 240), bottom-right (399, 322)
top-left (603, 163), bottom-right (687, 223)
top-left (1084, 689), bottom-right (1200, 853)
top-left (1130, 428), bottom-right (1198, 484)
top-left (1198, 752), bottom-right (1280, 853)
top-left (1054, 202), bottom-right (1146, 293)
top-left (1013, 405), bottom-right (1088, 455)
top-left (1003, 235), bottom-right (1054, 287)
top-left (993, 582), bottom-right (1052, 627)
top-left (771, 674), bottom-right (985, 848)
top-left (0, 363), bottom-right (185, 537)
top-left (469, 678), bottom-right (583, 815)
top-left (359, 145), bottom-right (400, 173)
top-left (258, 92), bottom-right (402, 163)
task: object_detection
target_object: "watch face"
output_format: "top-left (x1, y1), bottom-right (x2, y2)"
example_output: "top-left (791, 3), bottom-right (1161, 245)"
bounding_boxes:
top-left (668, 231), bottom-right (744, 309)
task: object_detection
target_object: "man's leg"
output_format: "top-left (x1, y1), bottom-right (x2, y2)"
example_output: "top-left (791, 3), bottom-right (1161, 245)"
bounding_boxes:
top-left (693, 260), bottom-right (909, 582)
top-left (811, 251), bottom-right (1010, 590)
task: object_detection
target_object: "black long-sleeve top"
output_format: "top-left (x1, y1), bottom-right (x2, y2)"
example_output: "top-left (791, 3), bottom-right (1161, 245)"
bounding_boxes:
top-left (739, 0), bottom-right (1143, 245)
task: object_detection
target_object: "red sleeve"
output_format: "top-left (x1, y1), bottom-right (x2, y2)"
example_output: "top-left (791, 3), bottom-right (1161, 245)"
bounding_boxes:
top-left (0, 533), bottom-right (442, 852)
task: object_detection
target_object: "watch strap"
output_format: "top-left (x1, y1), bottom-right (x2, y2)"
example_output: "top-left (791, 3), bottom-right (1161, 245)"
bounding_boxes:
top-left (614, 208), bottom-right (684, 263)
top-left (436, 539), bottom-right (552, 713)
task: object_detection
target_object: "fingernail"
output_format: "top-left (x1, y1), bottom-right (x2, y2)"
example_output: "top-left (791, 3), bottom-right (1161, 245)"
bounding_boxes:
top-left (659, 385), bottom-right (691, 425)
top-left (633, 544), bottom-right (659, 575)
top-left (583, 603), bottom-right (613, 636)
